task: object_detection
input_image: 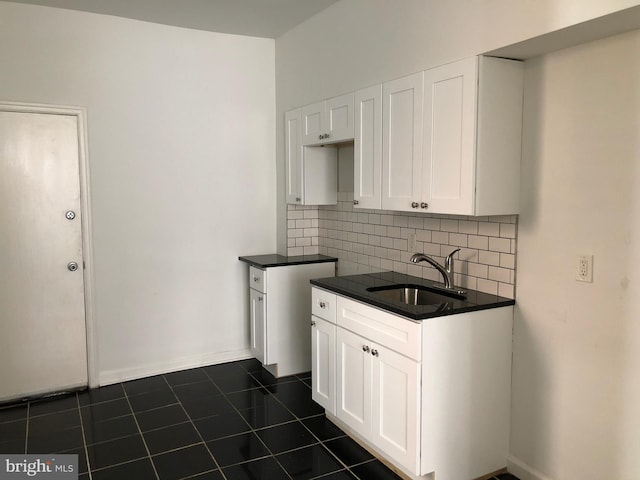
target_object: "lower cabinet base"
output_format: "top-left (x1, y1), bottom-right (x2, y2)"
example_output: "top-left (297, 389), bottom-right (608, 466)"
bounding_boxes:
top-left (325, 413), bottom-right (433, 480)
top-left (325, 413), bottom-right (508, 480)
top-left (261, 361), bottom-right (309, 378)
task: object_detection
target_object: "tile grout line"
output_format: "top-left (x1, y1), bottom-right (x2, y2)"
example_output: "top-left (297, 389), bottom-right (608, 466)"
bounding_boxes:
top-left (167, 371), bottom-right (231, 480)
top-left (74, 392), bottom-right (93, 480)
top-left (122, 381), bottom-right (161, 480)
top-left (202, 365), bottom-right (278, 479)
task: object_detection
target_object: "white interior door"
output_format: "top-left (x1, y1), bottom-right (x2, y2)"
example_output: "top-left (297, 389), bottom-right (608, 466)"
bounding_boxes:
top-left (0, 110), bottom-right (88, 402)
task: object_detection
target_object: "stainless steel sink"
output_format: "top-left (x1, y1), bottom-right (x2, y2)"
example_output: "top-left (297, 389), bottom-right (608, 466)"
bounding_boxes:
top-left (366, 284), bottom-right (463, 306)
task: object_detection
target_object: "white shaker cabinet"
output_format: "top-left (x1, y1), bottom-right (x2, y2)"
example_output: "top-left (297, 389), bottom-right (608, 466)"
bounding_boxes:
top-left (311, 286), bottom-right (513, 480)
top-left (300, 93), bottom-right (355, 146)
top-left (380, 56), bottom-right (523, 215)
top-left (335, 295), bottom-right (422, 475)
top-left (422, 56), bottom-right (523, 215)
top-left (245, 260), bottom-right (335, 377)
top-left (353, 84), bottom-right (383, 209)
top-left (285, 108), bottom-right (337, 205)
top-left (311, 288), bottom-right (337, 415)
top-left (382, 71), bottom-right (424, 212)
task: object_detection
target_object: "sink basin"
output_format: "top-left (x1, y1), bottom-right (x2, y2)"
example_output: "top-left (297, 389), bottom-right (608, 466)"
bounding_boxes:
top-left (366, 284), bottom-right (463, 306)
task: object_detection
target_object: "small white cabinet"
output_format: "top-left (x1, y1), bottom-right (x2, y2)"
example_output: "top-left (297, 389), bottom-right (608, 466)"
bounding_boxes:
top-left (301, 93), bottom-right (355, 146)
top-left (245, 260), bottom-right (335, 377)
top-left (382, 71), bottom-right (424, 212)
top-left (285, 109), bottom-right (338, 205)
top-left (311, 288), bottom-right (337, 414)
top-left (353, 84), bottom-right (383, 209)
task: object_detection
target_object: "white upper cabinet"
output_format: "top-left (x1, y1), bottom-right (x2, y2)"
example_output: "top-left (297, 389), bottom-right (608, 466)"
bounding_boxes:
top-left (301, 93), bottom-right (355, 146)
top-left (353, 84), bottom-right (383, 210)
top-left (378, 56), bottom-right (523, 215)
top-left (382, 72), bottom-right (424, 212)
top-left (285, 108), bottom-right (337, 205)
top-left (285, 109), bottom-right (303, 204)
top-left (423, 56), bottom-right (523, 215)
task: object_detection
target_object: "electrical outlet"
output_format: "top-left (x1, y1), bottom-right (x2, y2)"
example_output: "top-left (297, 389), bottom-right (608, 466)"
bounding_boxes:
top-left (408, 233), bottom-right (417, 252)
top-left (576, 254), bottom-right (593, 283)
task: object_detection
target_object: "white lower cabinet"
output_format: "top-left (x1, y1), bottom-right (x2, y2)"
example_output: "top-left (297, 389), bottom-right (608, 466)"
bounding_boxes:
top-left (249, 287), bottom-right (266, 365)
top-left (311, 315), bottom-right (336, 415)
top-left (311, 287), bottom-right (513, 480)
top-left (335, 298), bottom-right (421, 475)
top-left (246, 262), bottom-right (335, 377)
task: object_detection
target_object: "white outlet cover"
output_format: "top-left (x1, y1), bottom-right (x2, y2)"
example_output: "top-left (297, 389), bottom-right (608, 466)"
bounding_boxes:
top-left (576, 254), bottom-right (593, 283)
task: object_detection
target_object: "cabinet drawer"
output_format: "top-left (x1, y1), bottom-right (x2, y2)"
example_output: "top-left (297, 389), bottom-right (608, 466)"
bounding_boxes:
top-left (249, 266), bottom-right (266, 293)
top-left (337, 296), bottom-right (421, 361)
top-left (312, 288), bottom-right (336, 323)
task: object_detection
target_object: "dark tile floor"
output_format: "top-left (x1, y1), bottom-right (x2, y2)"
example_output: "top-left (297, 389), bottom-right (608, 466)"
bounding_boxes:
top-left (0, 359), bottom-right (520, 480)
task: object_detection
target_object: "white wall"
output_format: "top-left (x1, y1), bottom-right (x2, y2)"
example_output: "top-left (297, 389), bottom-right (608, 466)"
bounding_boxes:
top-left (0, 2), bottom-right (276, 383)
top-left (511, 30), bottom-right (640, 480)
top-left (274, 0), bottom-right (640, 252)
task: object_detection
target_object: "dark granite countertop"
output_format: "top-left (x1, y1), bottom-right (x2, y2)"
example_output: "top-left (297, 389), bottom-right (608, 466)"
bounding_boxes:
top-left (310, 271), bottom-right (514, 321)
top-left (239, 254), bottom-right (338, 269)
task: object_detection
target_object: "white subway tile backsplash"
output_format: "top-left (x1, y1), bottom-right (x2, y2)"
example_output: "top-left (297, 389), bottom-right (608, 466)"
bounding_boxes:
top-left (287, 196), bottom-right (518, 299)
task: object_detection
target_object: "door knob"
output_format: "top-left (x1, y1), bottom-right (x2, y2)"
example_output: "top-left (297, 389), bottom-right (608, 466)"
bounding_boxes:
top-left (67, 262), bottom-right (79, 272)
top-left (65, 210), bottom-right (76, 220)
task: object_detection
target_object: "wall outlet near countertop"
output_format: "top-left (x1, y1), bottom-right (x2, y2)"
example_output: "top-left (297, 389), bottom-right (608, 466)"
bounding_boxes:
top-left (576, 254), bottom-right (593, 282)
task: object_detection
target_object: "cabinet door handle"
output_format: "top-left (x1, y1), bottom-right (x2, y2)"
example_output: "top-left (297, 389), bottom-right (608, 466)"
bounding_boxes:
top-left (371, 349), bottom-right (379, 357)
top-left (295, 197), bottom-right (301, 203)
top-left (319, 301), bottom-right (326, 308)
top-left (318, 134), bottom-right (323, 140)
top-left (353, 200), bottom-right (359, 205)
top-left (411, 202), bottom-right (419, 208)
top-left (325, 133), bottom-right (330, 139)
top-left (420, 202), bottom-right (429, 209)
top-left (362, 345), bottom-right (370, 353)
top-left (252, 276), bottom-right (260, 282)
top-left (258, 296), bottom-right (263, 302)
top-left (311, 320), bottom-right (316, 326)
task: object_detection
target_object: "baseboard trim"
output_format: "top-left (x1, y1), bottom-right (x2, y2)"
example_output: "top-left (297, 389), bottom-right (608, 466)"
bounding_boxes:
top-left (97, 348), bottom-right (253, 386)
top-left (507, 456), bottom-right (555, 480)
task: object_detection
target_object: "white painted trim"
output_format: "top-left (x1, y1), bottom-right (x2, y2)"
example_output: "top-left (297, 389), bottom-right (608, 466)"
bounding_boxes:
top-left (0, 101), bottom-right (98, 388)
top-left (507, 455), bottom-right (555, 480)
top-left (98, 349), bottom-right (253, 386)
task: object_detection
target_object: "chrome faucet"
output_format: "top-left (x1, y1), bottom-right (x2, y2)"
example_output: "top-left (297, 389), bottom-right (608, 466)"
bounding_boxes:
top-left (410, 248), bottom-right (461, 291)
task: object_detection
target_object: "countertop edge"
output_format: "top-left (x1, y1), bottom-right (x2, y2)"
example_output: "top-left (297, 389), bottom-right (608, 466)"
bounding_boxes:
top-left (310, 277), bottom-right (515, 321)
top-left (239, 254), bottom-right (338, 269)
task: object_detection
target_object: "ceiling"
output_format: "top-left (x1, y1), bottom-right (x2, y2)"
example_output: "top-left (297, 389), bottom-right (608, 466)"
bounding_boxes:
top-left (2, 0), bottom-right (341, 38)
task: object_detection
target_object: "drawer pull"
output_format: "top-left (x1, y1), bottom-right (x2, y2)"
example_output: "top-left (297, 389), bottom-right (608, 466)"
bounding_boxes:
top-left (371, 349), bottom-right (379, 357)
top-left (362, 345), bottom-right (370, 353)
top-left (253, 276), bottom-right (260, 282)
top-left (319, 301), bottom-right (327, 309)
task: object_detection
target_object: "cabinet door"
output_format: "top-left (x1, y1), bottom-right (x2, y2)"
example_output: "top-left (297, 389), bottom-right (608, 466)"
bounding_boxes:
top-left (371, 343), bottom-right (421, 475)
top-left (354, 85), bottom-right (382, 209)
top-left (285, 109), bottom-right (302, 204)
top-left (382, 72), bottom-right (424, 212)
top-left (325, 93), bottom-right (354, 143)
top-left (336, 327), bottom-right (371, 437)
top-left (422, 57), bottom-right (477, 214)
top-left (249, 288), bottom-right (266, 365)
top-left (311, 316), bottom-right (336, 415)
top-left (300, 101), bottom-right (325, 146)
